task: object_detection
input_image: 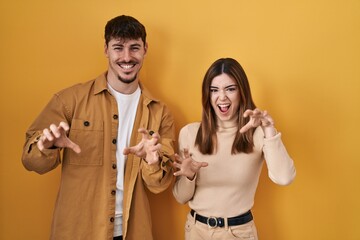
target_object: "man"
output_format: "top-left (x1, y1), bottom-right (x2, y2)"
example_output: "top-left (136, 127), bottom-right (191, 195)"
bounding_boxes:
top-left (21, 15), bottom-right (175, 240)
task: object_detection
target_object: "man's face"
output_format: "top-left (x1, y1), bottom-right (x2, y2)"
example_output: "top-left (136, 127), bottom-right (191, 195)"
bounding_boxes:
top-left (105, 38), bottom-right (147, 84)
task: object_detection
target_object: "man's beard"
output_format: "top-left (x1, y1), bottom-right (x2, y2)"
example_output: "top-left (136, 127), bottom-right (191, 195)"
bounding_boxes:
top-left (117, 74), bottom-right (137, 84)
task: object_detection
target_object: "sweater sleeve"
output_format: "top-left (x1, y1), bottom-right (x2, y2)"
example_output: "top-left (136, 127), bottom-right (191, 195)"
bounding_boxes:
top-left (172, 125), bottom-right (197, 204)
top-left (263, 132), bottom-right (296, 185)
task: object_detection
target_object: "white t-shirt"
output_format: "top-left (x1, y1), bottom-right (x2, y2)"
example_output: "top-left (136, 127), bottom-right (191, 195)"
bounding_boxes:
top-left (107, 83), bottom-right (141, 237)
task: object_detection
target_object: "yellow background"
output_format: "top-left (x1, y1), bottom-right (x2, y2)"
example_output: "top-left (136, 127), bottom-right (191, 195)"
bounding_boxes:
top-left (1, 0), bottom-right (359, 239)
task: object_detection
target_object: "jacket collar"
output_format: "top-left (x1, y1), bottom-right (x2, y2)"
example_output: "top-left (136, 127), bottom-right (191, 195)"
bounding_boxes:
top-left (93, 72), bottom-right (159, 105)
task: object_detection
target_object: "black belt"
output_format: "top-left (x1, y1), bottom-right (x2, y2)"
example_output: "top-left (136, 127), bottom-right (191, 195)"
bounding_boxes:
top-left (190, 209), bottom-right (253, 228)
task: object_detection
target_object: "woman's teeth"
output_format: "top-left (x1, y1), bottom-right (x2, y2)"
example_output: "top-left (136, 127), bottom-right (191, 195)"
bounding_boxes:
top-left (218, 104), bottom-right (230, 112)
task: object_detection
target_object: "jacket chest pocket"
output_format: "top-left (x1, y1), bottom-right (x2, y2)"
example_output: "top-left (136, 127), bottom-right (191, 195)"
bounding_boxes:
top-left (64, 119), bottom-right (104, 166)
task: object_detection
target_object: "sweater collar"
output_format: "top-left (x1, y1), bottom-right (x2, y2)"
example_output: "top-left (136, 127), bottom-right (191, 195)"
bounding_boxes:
top-left (217, 118), bottom-right (238, 132)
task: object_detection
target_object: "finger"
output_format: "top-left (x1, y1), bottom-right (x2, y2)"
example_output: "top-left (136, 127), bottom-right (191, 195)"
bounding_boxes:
top-left (37, 139), bottom-right (45, 151)
top-left (58, 121), bottom-right (70, 132)
top-left (243, 109), bottom-right (253, 118)
top-left (254, 108), bottom-right (262, 114)
top-left (148, 135), bottom-right (160, 146)
top-left (240, 123), bottom-right (252, 133)
top-left (150, 132), bottom-right (160, 141)
top-left (150, 143), bottom-right (162, 152)
top-left (252, 109), bottom-right (263, 118)
top-left (263, 112), bottom-right (275, 125)
top-left (43, 128), bottom-right (54, 141)
top-left (66, 139), bottom-right (81, 153)
top-left (172, 162), bottom-right (181, 169)
top-left (138, 128), bottom-right (150, 140)
top-left (173, 169), bottom-right (183, 177)
top-left (183, 148), bottom-right (190, 158)
top-left (123, 146), bottom-right (136, 155)
top-left (261, 118), bottom-right (271, 127)
top-left (260, 113), bottom-right (274, 127)
top-left (50, 124), bottom-right (60, 138)
top-left (174, 153), bottom-right (183, 163)
top-left (200, 162), bottom-right (209, 167)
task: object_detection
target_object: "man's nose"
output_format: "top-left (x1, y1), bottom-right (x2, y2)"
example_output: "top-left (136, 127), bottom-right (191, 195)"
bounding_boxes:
top-left (122, 49), bottom-right (132, 62)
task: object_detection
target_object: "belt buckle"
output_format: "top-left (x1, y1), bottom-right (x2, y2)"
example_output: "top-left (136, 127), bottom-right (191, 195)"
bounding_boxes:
top-left (207, 216), bottom-right (218, 228)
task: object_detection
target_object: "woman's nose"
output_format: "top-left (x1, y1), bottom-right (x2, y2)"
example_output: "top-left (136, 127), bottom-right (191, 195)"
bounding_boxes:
top-left (219, 90), bottom-right (227, 100)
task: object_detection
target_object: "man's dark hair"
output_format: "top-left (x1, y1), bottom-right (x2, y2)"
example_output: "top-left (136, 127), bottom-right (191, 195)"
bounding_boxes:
top-left (104, 15), bottom-right (147, 46)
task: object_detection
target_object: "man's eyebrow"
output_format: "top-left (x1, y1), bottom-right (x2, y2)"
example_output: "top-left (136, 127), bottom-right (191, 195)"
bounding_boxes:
top-left (111, 43), bottom-right (124, 47)
top-left (129, 43), bottom-right (141, 47)
top-left (111, 43), bottom-right (142, 47)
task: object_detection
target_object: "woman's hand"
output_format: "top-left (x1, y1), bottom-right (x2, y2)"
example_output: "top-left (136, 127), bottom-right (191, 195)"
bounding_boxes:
top-left (173, 148), bottom-right (208, 180)
top-left (240, 108), bottom-right (277, 138)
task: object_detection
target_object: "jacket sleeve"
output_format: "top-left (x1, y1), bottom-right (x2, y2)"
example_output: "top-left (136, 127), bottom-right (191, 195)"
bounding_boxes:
top-left (141, 105), bottom-right (176, 194)
top-left (172, 125), bottom-right (196, 204)
top-left (21, 93), bottom-right (71, 174)
top-left (263, 132), bottom-right (296, 185)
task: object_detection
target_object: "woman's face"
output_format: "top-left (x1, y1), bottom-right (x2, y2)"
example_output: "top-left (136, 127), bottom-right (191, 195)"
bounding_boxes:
top-left (210, 73), bottom-right (240, 122)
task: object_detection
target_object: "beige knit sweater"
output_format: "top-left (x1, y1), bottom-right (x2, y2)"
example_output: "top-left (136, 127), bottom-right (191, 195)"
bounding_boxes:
top-left (173, 120), bottom-right (296, 218)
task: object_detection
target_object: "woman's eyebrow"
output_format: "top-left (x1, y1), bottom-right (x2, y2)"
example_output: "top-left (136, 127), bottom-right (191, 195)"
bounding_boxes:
top-left (225, 84), bottom-right (238, 88)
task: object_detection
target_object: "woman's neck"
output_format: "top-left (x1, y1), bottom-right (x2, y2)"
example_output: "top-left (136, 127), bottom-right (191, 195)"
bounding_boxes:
top-left (217, 117), bottom-right (238, 130)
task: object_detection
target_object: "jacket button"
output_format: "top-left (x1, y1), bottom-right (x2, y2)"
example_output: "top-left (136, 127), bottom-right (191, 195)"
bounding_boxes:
top-left (112, 139), bottom-right (117, 144)
top-left (113, 114), bottom-right (118, 119)
top-left (112, 164), bottom-right (117, 169)
top-left (111, 190), bottom-right (116, 195)
top-left (83, 121), bottom-right (90, 126)
top-left (110, 217), bottom-right (114, 222)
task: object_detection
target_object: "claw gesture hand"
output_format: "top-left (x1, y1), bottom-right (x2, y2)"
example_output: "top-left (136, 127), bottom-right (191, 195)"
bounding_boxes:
top-left (173, 149), bottom-right (208, 180)
top-left (240, 108), bottom-right (277, 137)
top-left (123, 128), bottom-right (162, 165)
top-left (37, 121), bottom-right (81, 153)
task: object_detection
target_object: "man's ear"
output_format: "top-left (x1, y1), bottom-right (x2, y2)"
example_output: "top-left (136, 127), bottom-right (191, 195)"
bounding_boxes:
top-left (144, 42), bottom-right (148, 55)
top-left (104, 42), bottom-right (109, 57)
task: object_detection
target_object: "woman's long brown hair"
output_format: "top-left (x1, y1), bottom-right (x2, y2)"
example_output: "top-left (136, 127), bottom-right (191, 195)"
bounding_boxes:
top-left (195, 58), bottom-right (257, 154)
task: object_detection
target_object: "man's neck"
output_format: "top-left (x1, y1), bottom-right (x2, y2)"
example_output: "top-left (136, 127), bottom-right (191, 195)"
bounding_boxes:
top-left (106, 72), bottom-right (139, 94)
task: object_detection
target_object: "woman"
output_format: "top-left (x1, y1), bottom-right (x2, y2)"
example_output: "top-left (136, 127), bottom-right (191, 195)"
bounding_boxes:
top-left (172, 58), bottom-right (296, 240)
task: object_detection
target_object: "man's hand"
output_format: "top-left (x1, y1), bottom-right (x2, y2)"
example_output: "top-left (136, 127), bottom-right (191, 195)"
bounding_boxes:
top-left (123, 128), bottom-right (162, 165)
top-left (37, 121), bottom-right (81, 153)
top-left (173, 148), bottom-right (208, 180)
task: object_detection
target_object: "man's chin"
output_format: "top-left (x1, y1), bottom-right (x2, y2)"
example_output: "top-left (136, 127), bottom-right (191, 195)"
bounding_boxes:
top-left (118, 75), bottom-right (137, 84)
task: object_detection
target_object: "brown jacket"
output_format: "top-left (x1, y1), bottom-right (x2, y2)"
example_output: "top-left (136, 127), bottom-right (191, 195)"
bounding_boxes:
top-left (22, 73), bottom-right (175, 240)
